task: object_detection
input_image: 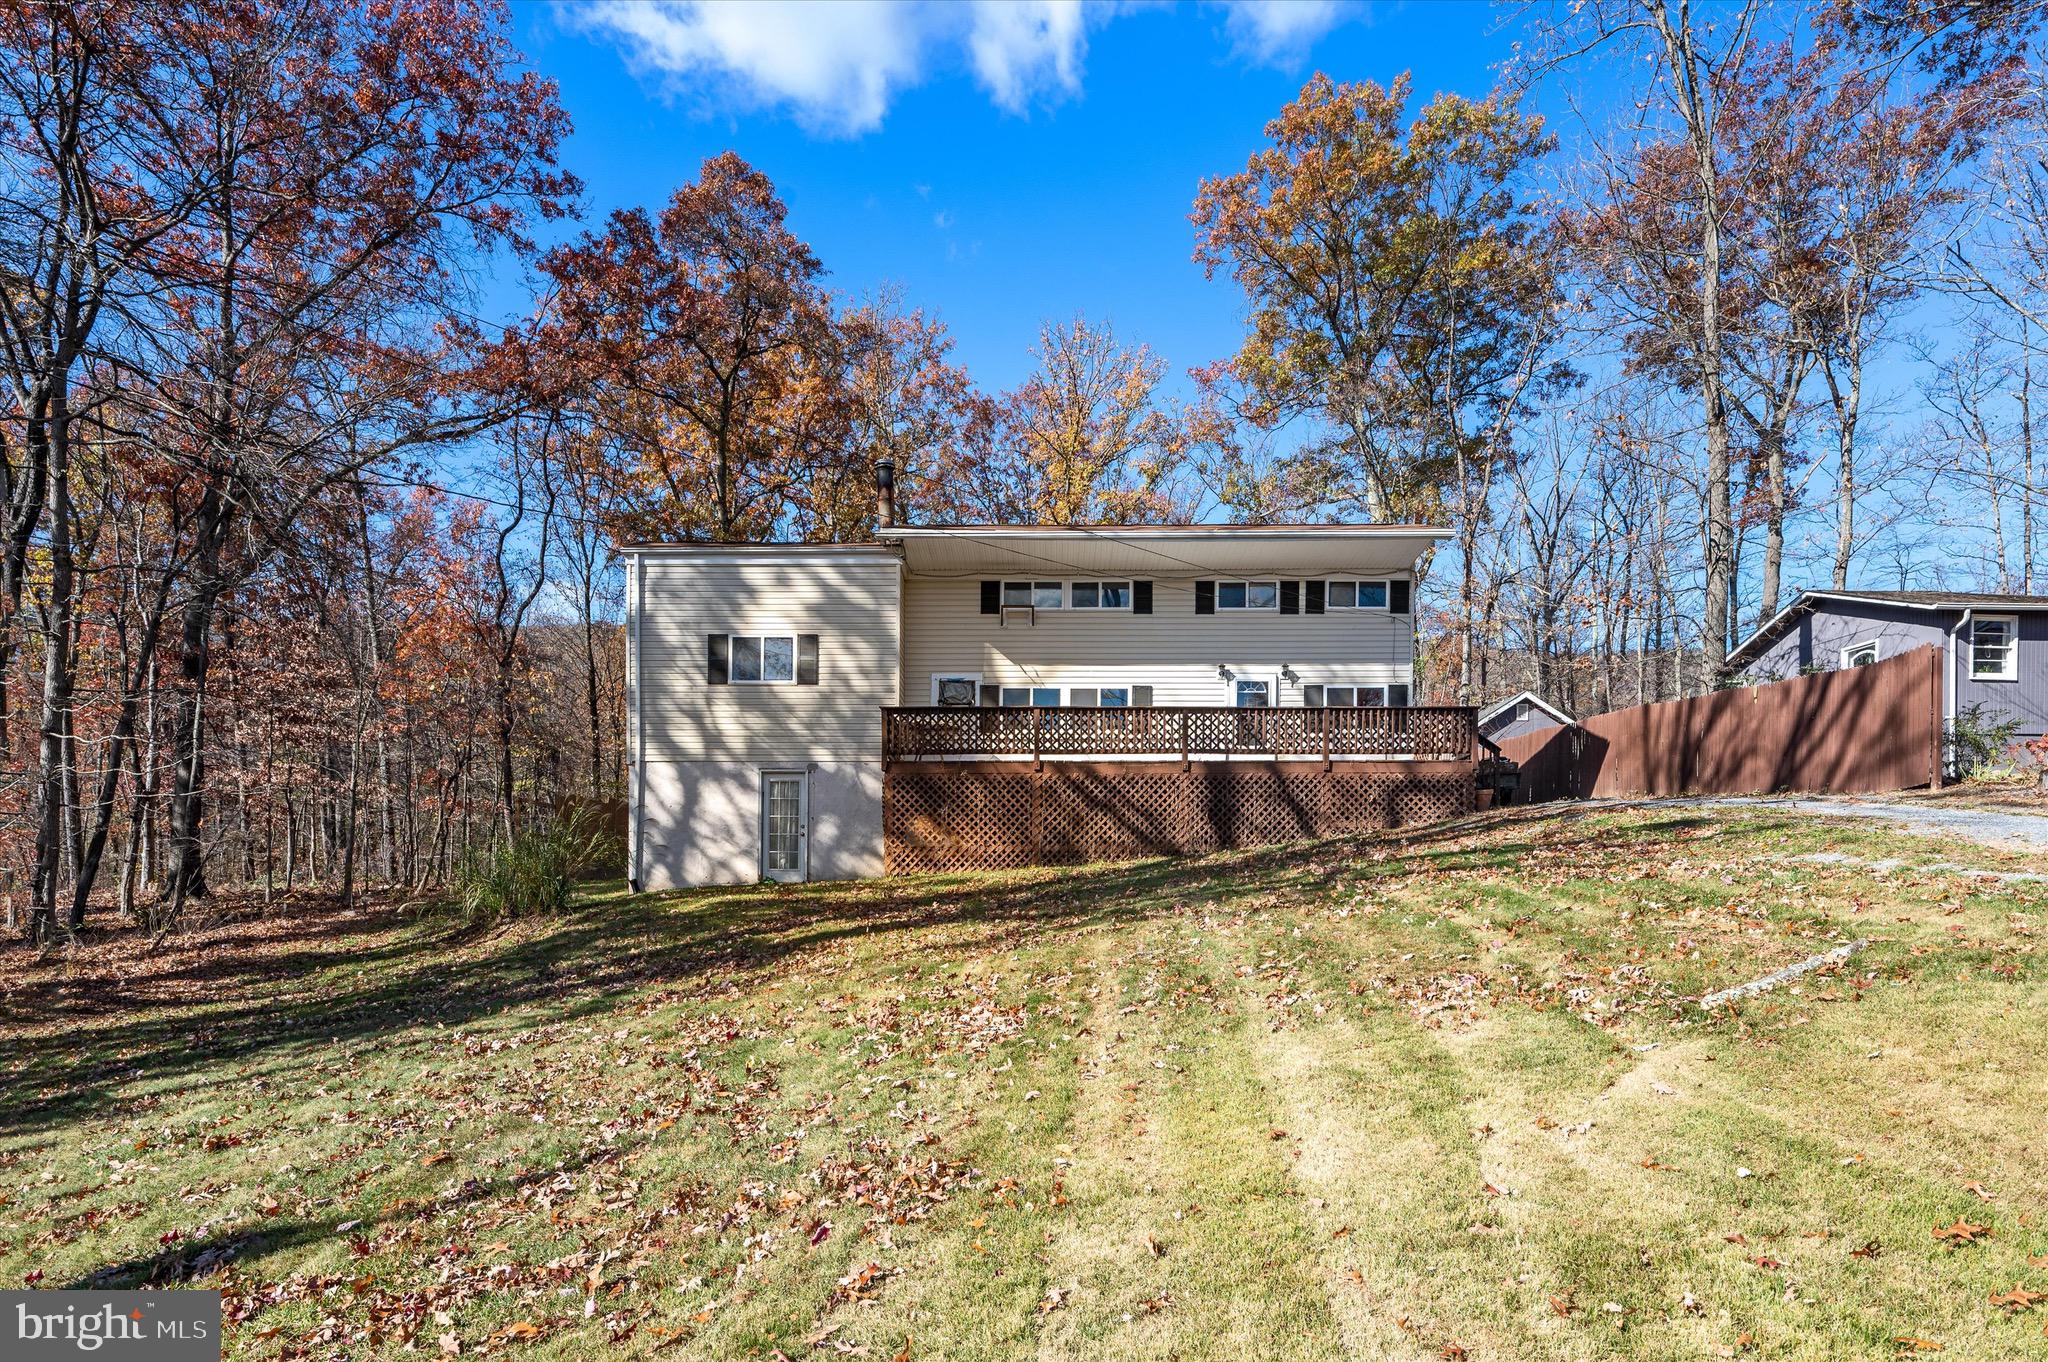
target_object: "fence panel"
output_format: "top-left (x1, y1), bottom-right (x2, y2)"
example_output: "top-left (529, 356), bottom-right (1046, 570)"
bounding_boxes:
top-left (1496, 645), bottom-right (1941, 801)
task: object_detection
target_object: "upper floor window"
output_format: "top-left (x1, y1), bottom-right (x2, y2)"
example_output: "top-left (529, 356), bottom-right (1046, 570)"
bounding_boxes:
top-left (1971, 616), bottom-right (2018, 681)
top-left (1326, 580), bottom-right (1389, 610)
top-left (1841, 640), bottom-right (1879, 669)
top-left (729, 635), bottom-right (795, 684)
top-left (1218, 580), bottom-right (1279, 610)
top-left (1070, 580), bottom-right (1132, 609)
top-left (998, 686), bottom-right (1062, 706)
top-left (1002, 581), bottom-right (1064, 609)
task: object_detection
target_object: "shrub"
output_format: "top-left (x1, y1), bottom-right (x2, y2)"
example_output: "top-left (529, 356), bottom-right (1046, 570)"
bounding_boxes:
top-left (448, 808), bottom-right (612, 923)
top-left (1948, 703), bottom-right (2021, 781)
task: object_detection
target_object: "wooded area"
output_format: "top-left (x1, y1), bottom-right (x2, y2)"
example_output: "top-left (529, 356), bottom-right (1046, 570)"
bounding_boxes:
top-left (1, 0), bottom-right (2042, 940)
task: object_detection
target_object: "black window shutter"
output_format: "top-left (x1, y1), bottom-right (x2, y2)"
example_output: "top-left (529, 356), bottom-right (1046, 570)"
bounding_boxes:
top-left (1133, 580), bottom-right (1152, 614)
top-left (796, 634), bottom-right (819, 685)
top-left (1390, 579), bottom-right (1412, 614)
top-left (1306, 581), bottom-right (1325, 614)
top-left (1070, 687), bottom-right (1098, 708)
top-left (980, 580), bottom-right (1001, 614)
top-left (1279, 580), bottom-right (1299, 615)
top-left (706, 634), bottom-right (729, 685)
top-left (979, 683), bottom-right (1000, 707)
top-left (1303, 684), bottom-right (1324, 707)
top-left (1195, 580), bottom-right (1215, 614)
top-left (1131, 685), bottom-right (1153, 707)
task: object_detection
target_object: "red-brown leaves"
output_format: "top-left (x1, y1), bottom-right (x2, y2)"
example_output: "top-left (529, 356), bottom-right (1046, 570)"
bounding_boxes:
top-left (1931, 1219), bottom-right (1991, 1248)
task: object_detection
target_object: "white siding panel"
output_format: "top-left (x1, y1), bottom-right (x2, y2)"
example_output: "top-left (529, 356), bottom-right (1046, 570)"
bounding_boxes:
top-left (638, 558), bottom-right (901, 763)
top-left (900, 574), bottom-right (1414, 706)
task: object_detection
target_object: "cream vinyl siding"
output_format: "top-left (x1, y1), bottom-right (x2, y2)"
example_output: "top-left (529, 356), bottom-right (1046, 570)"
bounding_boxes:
top-left (901, 573), bottom-right (1413, 705)
top-left (635, 555), bottom-right (901, 762)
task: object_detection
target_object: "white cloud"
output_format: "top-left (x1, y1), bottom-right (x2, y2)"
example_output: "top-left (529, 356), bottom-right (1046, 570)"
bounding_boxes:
top-left (570, 0), bottom-right (928, 135)
top-left (965, 0), bottom-right (1090, 114)
top-left (570, 1), bottom-right (1341, 135)
top-left (1218, 0), bottom-right (1352, 64)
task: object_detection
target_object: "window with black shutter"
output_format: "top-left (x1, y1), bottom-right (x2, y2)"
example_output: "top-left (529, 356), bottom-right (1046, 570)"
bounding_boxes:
top-left (1194, 580), bottom-right (1215, 614)
top-left (1306, 581), bottom-right (1325, 614)
top-left (706, 634), bottom-right (729, 684)
top-left (980, 580), bottom-right (1001, 614)
top-left (1279, 580), bottom-right (1299, 614)
top-left (796, 634), bottom-right (819, 685)
top-left (1389, 580), bottom-right (1411, 614)
top-left (1133, 580), bottom-right (1153, 614)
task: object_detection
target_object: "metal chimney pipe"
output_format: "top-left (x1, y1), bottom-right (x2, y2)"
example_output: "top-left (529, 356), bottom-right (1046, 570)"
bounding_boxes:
top-left (875, 458), bottom-right (897, 528)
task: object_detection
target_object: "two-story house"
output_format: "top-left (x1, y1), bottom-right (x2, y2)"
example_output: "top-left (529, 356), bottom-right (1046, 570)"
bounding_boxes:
top-left (624, 463), bottom-right (1476, 889)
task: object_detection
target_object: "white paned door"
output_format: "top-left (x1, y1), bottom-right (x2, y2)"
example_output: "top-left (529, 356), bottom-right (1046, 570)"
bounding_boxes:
top-left (761, 771), bottom-right (808, 882)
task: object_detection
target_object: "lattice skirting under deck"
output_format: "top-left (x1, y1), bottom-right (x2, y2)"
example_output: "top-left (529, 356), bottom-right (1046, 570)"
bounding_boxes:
top-left (883, 760), bottom-right (1474, 874)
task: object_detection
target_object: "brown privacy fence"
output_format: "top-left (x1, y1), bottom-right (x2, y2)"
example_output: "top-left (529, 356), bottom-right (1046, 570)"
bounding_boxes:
top-left (1496, 645), bottom-right (1944, 801)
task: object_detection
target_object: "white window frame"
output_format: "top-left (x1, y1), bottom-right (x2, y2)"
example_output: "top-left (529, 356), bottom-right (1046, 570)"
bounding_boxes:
top-left (1227, 673), bottom-right (1276, 707)
top-left (1217, 580), bottom-right (1280, 611)
top-left (1067, 580), bottom-right (1134, 611)
top-left (997, 685), bottom-right (1062, 707)
top-left (1313, 684), bottom-right (1391, 708)
top-left (1097, 685), bottom-right (1132, 707)
top-left (1324, 579), bottom-right (1390, 611)
top-left (1002, 580), bottom-right (1064, 610)
top-left (930, 672), bottom-right (982, 706)
top-left (728, 634), bottom-right (797, 685)
top-left (1840, 639), bottom-right (1880, 669)
top-left (1970, 615), bottom-right (2019, 682)
top-left (1387, 682), bottom-right (1412, 707)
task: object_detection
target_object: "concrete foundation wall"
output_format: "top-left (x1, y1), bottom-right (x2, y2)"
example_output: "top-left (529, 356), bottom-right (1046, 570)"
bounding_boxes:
top-left (637, 760), bottom-right (884, 890)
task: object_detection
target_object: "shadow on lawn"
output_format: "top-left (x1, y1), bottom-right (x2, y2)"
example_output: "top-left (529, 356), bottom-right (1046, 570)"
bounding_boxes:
top-left (2, 809), bottom-right (1718, 1138)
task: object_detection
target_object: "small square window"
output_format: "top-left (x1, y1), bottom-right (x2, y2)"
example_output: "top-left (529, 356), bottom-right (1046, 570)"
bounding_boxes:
top-left (1032, 686), bottom-right (1060, 706)
top-left (1842, 641), bottom-right (1879, 668)
top-left (1100, 687), bottom-right (1130, 707)
top-left (1219, 581), bottom-right (1246, 609)
top-left (1034, 582), bottom-right (1063, 609)
top-left (1359, 581), bottom-right (1388, 609)
top-left (1245, 580), bottom-right (1278, 608)
top-left (1071, 581), bottom-right (1100, 608)
top-left (1000, 686), bottom-right (1030, 706)
top-left (1972, 617), bottom-right (2018, 681)
top-left (1386, 683), bottom-right (1410, 706)
top-left (1328, 581), bottom-right (1356, 609)
top-left (1002, 581), bottom-right (1033, 608)
top-left (730, 636), bottom-right (762, 683)
top-left (1360, 685), bottom-right (1387, 707)
top-left (728, 635), bottom-right (796, 684)
top-left (1100, 582), bottom-right (1131, 608)
top-left (1326, 686), bottom-right (1355, 707)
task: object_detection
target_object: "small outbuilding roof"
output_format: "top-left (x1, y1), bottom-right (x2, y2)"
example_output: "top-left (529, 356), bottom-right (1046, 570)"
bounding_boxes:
top-left (1476, 690), bottom-right (1574, 728)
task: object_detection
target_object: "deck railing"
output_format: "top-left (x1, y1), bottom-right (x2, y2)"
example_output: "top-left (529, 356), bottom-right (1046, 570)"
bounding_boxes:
top-left (882, 705), bottom-right (1478, 763)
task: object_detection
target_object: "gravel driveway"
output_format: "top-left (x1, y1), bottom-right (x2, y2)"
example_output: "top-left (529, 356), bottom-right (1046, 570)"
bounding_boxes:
top-left (1612, 794), bottom-right (2048, 852)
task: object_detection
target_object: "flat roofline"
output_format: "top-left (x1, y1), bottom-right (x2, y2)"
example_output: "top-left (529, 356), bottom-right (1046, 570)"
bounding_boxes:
top-left (618, 541), bottom-right (896, 556)
top-left (879, 523), bottom-right (1451, 537)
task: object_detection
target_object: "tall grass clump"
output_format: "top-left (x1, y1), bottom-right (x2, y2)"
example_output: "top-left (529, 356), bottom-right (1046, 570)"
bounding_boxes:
top-left (449, 808), bottom-right (614, 923)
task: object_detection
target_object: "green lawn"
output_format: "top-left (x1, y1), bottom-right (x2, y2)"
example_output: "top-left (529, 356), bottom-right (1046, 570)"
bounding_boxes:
top-left (4, 806), bottom-right (2046, 1360)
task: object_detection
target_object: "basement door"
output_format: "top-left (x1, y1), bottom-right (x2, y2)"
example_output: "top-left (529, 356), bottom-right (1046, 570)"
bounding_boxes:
top-left (760, 771), bottom-right (808, 883)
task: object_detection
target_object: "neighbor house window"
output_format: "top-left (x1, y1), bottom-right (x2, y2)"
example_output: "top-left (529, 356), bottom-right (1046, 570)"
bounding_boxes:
top-left (1326, 580), bottom-right (1390, 610)
top-left (1841, 640), bottom-right (1879, 668)
top-left (1971, 616), bottom-right (2019, 681)
top-left (1002, 581), bottom-right (1064, 609)
top-left (1069, 580), bottom-right (1132, 609)
top-left (1218, 580), bottom-right (1279, 610)
top-left (999, 686), bottom-right (1062, 706)
top-left (729, 635), bottom-right (795, 684)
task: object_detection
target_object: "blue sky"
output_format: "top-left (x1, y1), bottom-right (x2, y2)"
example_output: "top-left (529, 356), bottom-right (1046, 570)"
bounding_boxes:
top-left (508, 1), bottom-right (1531, 398)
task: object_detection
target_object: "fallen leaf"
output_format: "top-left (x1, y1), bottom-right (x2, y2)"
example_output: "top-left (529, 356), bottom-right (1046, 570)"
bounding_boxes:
top-left (1964, 1181), bottom-right (1994, 1202)
top-left (1892, 1338), bottom-right (1942, 1354)
top-left (1932, 1219), bottom-right (1991, 1248)
top-left (1549, 1293), bottom-right (1575, 1317)
top-left (1989, 1286), bottom-right (2045, 1313)
top-left (1850, 1240), bottom-right (1883, 1260)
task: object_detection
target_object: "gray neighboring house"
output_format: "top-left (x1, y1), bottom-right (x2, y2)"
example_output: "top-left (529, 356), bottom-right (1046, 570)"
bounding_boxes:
top-left (1476, 690), bottom-right (1573, 743)
top-left (1729, 588), bottom-right (2048, 743)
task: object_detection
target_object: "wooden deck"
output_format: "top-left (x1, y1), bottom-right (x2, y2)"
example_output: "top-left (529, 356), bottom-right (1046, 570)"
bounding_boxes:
top-left (882, 705), bottom-right (1479, 764)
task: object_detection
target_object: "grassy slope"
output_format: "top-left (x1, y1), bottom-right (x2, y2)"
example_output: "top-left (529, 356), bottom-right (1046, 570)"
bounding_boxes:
top-left (3, 807), bottom-right (2046, 1360)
